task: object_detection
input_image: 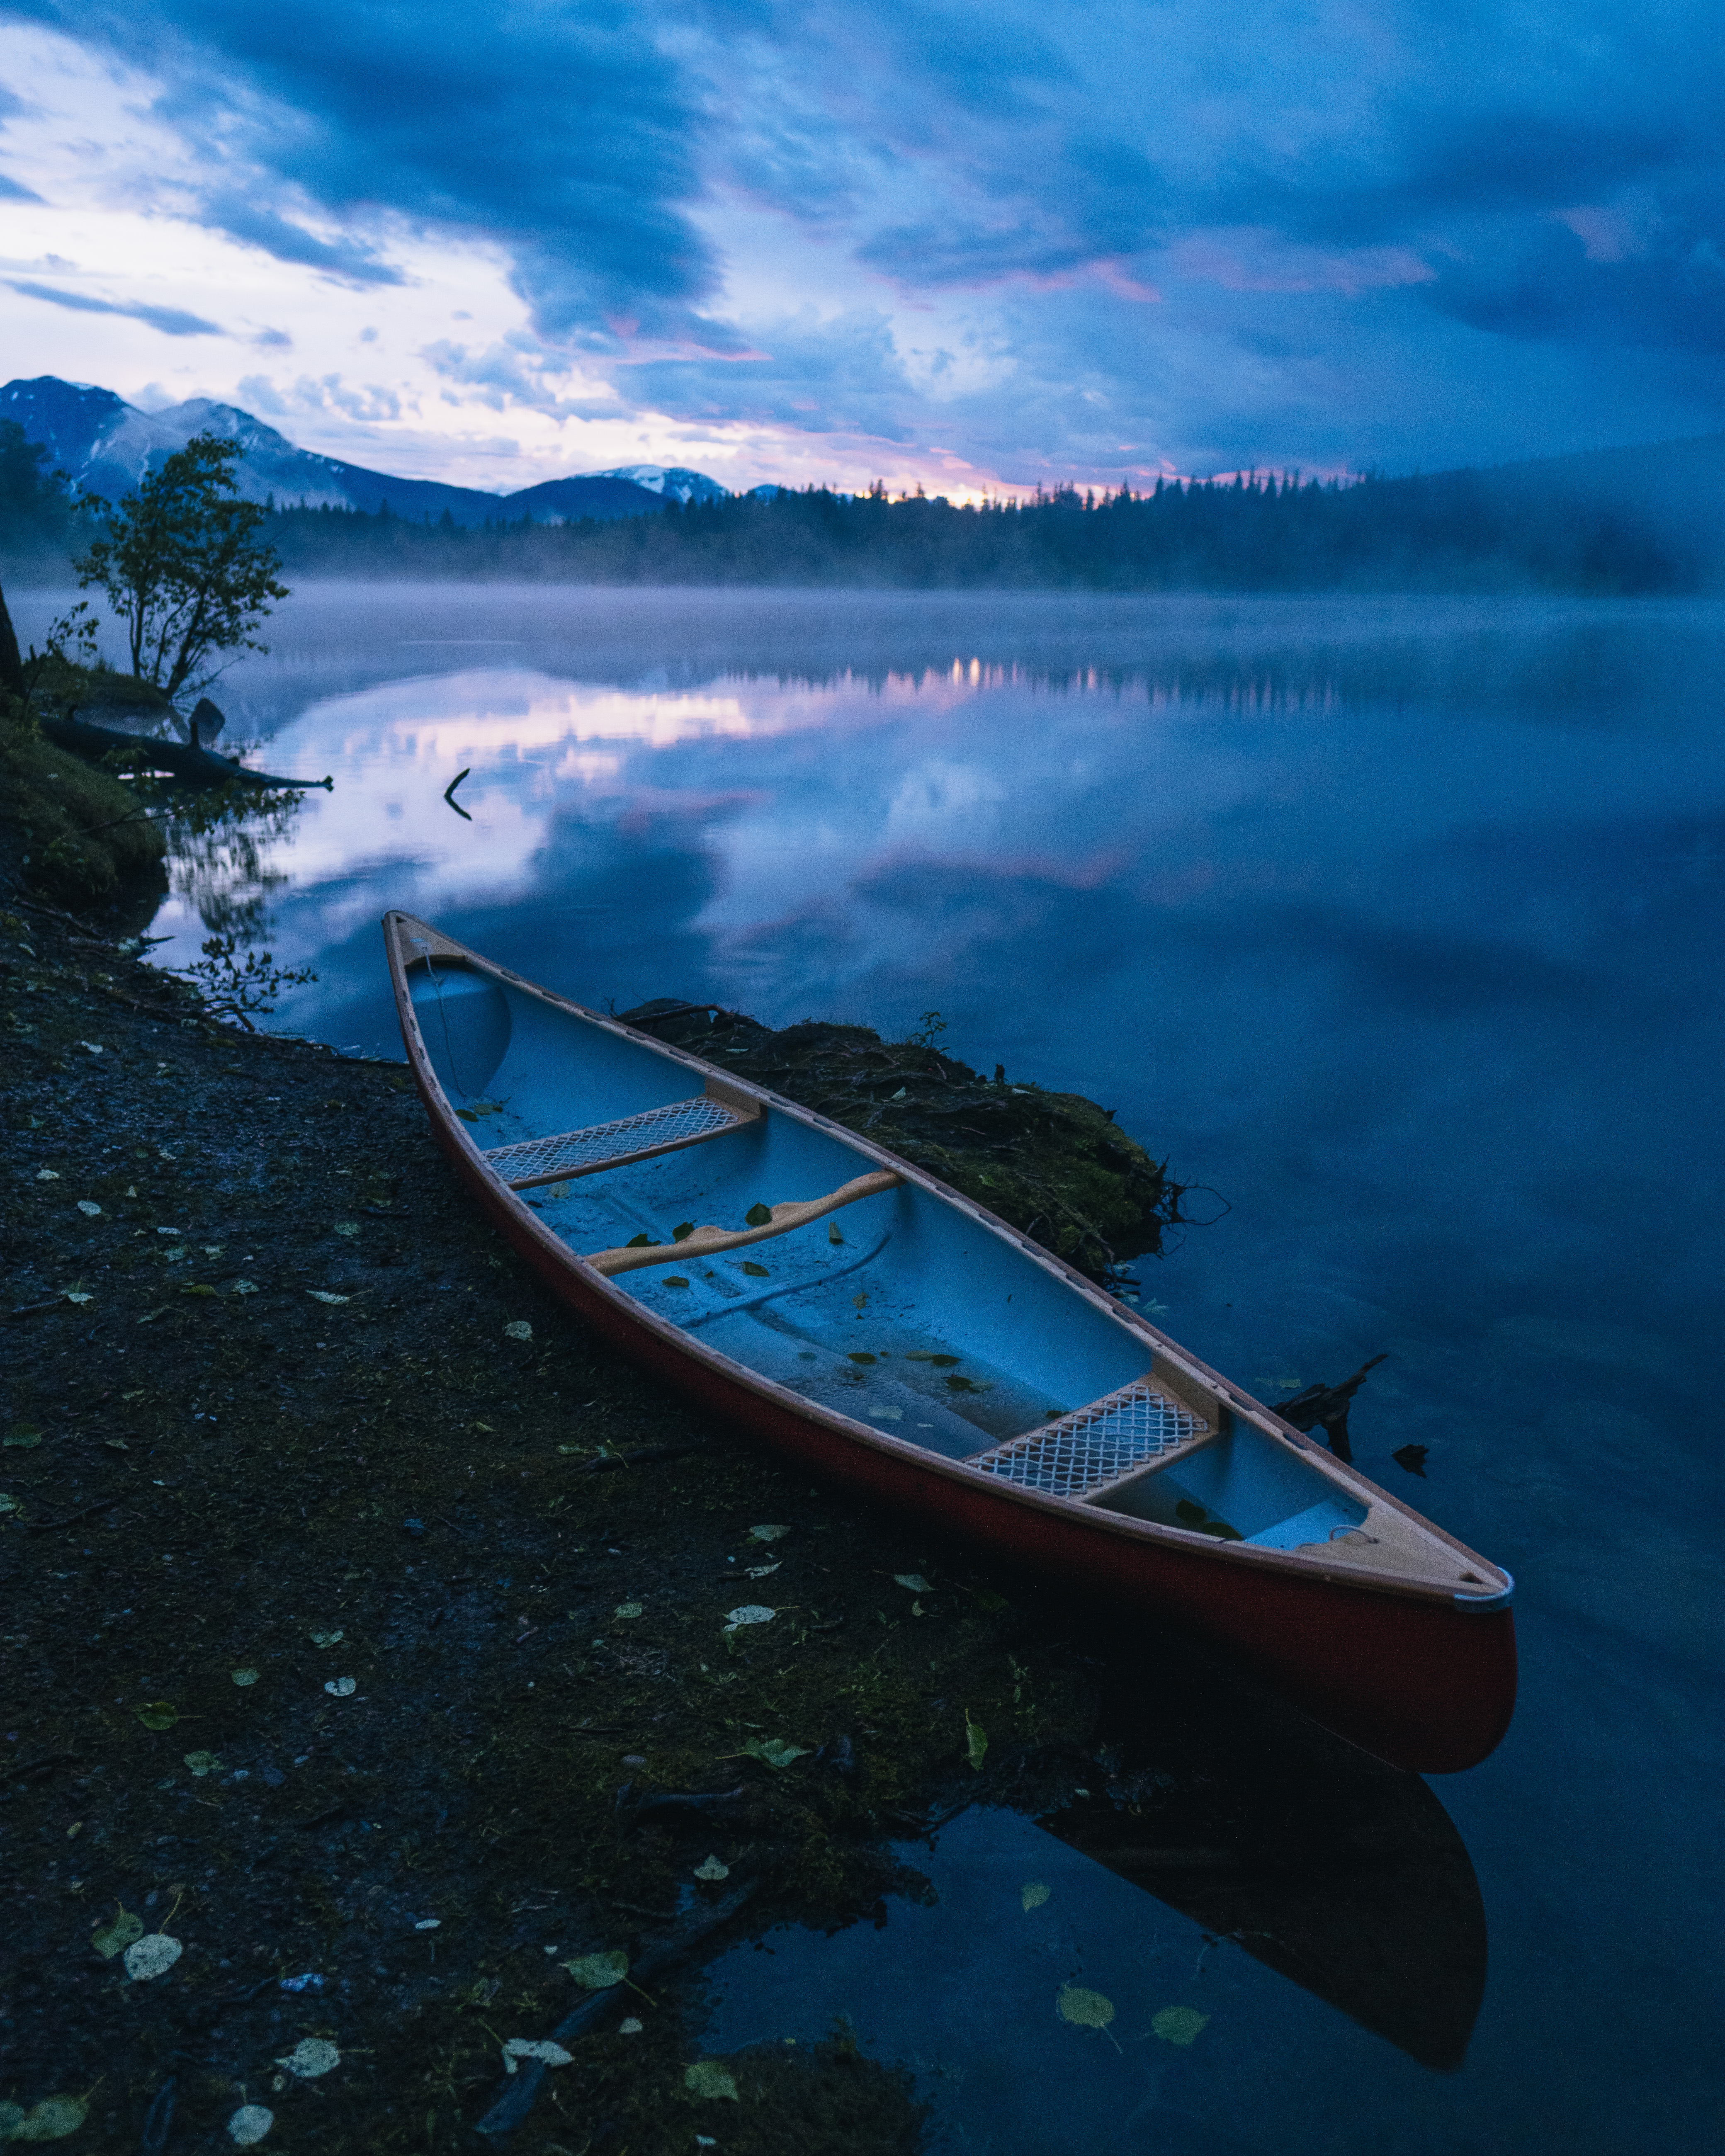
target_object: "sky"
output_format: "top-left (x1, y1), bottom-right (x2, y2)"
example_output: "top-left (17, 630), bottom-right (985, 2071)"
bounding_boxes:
top-left (2, 1), bottom-right (1725, 499)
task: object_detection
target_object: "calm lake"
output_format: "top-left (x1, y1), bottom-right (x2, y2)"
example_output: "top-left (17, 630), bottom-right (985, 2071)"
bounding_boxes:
top-left (18, 582), bottom-right (1722, 2151)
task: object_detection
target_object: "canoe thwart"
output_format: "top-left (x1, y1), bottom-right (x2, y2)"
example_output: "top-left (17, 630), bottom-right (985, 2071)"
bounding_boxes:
top-left (969, 1378), bottom-right (1215, 1498)
top-left (584, 1168), bottom-right (903, 1277)
top-left (482, 1086), bottom-right (761, 1191)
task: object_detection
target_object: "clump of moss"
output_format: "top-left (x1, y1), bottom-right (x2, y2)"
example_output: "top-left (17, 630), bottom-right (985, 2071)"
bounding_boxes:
top-left (621, 1003), bottom-right (1188, 1280)
top-left (0, 699), bottom-right (168, 913)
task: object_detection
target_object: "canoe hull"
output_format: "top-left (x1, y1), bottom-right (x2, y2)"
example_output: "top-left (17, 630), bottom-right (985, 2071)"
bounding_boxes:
top-left (415, 1075), bottom-right (1516, 1775)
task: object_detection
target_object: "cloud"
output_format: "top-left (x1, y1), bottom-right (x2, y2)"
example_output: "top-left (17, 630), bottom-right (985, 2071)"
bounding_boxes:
top-left (5, 277), bottom-right (224, 336)
top-left (10, 0), bottom-right (1725, 478)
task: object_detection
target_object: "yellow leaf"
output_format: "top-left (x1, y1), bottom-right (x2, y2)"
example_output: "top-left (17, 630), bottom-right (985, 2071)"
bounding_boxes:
top-left (1057, 1985), bottom-right (1115, 2029)
top-left (1151, 2005), bottom-right (1210, 2047)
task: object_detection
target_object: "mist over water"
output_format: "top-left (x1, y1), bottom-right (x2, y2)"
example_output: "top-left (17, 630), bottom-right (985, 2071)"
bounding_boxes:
top-left (17, 581), bottom-right (1722, 2151)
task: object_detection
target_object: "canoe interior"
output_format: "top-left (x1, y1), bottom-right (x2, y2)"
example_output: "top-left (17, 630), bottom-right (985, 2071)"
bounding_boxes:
top-left (411, 956), bottom-right (1371, 1552)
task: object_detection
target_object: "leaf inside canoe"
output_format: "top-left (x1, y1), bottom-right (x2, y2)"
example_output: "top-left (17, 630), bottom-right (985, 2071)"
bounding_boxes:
top-left (744, 1203), bottom-right (772, 1226)
top-left (1175, 1499), bottom-right (1244, 1541)
top-left (1057, 1985), bottom-right (1115, 2029)
top-left (664, 1276), bottom-right (690, 1288)
top-left (672, 1222), bottom-right (695, 1241)
top-left (930, 1354), bottom-right (962, 1367)
top-left (739, 1261), bottom-right (770, 1277)
top-left (847, 1352), bottom-right (877, 1364)
top-left (944, 1374), bottom-right (991, 1393)
top-left (625, 1233), bottom-right (654, 1248)
top-left (1151, 2005), bottom-right (1211, 2046)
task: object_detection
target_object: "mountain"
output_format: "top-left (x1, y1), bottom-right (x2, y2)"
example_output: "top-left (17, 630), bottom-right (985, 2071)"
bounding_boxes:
top-left (585, 464), bottom-right (731, 505)
top-left (0, 376), bottom-right (732, 526)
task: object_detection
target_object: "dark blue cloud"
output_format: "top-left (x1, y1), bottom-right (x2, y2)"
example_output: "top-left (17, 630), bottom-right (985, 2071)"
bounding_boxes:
top-left (6, 278), bottom-right (224, 336)
top-left (14, 0), bottom-right (1725, 471)
top-left (11, 0), bottom-right (723, 337)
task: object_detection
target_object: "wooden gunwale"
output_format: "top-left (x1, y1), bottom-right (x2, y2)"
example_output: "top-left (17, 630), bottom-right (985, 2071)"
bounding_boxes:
top-left (383, 911), bottom-right (1516, 1771)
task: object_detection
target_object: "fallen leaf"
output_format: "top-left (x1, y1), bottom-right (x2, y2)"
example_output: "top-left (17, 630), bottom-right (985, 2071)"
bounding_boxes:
top-left (76, 1200), bottom-right (101, 1217)
top-left (231, 1667), bottom-right (260, 1687)
top-left (183, 1750), bottom-right (223, 1777)
top-left (501, 2038), bottom-right (573, 2073)
top-left (63, 1290), bottom-right (93, 1307)
top-left (1022, 1882), bottom-right (1051, 1911)
top-left (664, 1276), bottom-right (690, 1288)
top-left (415, 1918), bottom-right (440, 1930)
top-left (309, 1629), bottom-right (345, 1648)
top-left (230, 1279), bottom-right (258, 1296)
top-left (672, 1222), bottom-right (695, 1241)
top-left (618, 2016), bottom-right (644, 2035)
top-left (92, 1905), bottom-right (144, 1959)
top-left (748, 1524), bottom-right (790, 1542)
top-left (827, 1221), bottom-right (843, 1243)
top-left (124, 1933), bottom-right (183, 1982)
top-left (308, 1289), bottom-right (350, 1306)
top-left (563, 1948), bottom-right (629, 1990)
top-left (722, 1604), bottom-right (776, 1632)
top-left (684, 2062), bottom-right (740, 2100)
top-left (889, 1085), bottom-right (906, 1100)
top-left (694, 1855), bottom-right (730, 1881)
top-left (181, 1284), bottom-right (217, 1298)
top-left (276, 2037), bottom-right (340, 2079)
top-left (1392, 1443), bottom-right (1429, 1476)
top-left (5, 2094), bottom-right (88, 2141)
top-left (134, 1702), bottom-right (177, 1730)
top-left (744, 1203), bottom-right (772, 1226)
top-left (1152, 2005), bottom-right (1211, 2047)
top-left (739, 1261), bottom-right (770, 1277)
top-left (847, 1352), bottom-right (877, 1364)
top-left (35, 1169), bottom-right (60, 1181)
top-left (227, 2104), bottom-right (275, 2145)
top-left (79, 1041), bottom-right (104, 1055)
top-left (614, 1602), bottom-right (643, 1619)
top-left (0, 1493), bottom-right (20, 1513)
top-left (727, 1736), bottom-right (811, 1769)
top-left (504, 1320), bottom-right (532, 1340)
top-left (1057, 1985), bottom-right (1115, 2029)
top-left (624, 1232), bottom-right (653, 1248)
top-left (745, 1562), bottom-right (779, 1579)
top-left (334, 1221), bottom-right (360, 1238)
top-left (324, 1676), bottom-right (358, 1697)
top-left (4, 1425), bottom-right (42, 1449)
top-left (965, 1712), bottom-right (988, 1772)
top-left (894, 1573), bottom-right (932, 1593)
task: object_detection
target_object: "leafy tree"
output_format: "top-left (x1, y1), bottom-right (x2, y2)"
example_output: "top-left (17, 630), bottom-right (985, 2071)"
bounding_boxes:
top-left (73, 433), bottom-right (288, 699)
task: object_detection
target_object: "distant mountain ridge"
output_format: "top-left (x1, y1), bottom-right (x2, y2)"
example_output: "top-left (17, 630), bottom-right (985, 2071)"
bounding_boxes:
top-left (0, 376), bottom-right (732, 526)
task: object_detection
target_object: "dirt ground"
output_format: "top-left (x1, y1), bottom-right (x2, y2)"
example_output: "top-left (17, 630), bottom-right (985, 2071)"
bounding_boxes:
top-left (1, 875), bottom-right (1149, 2154)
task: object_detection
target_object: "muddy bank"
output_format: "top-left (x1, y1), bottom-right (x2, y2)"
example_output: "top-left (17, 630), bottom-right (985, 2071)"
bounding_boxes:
top-left (2, 888), bottom-right (1139, 2153)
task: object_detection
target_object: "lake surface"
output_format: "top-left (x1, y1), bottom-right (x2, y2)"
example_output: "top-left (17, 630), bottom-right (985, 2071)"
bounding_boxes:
top-left (18, 583), bottom-right (1722, 2150)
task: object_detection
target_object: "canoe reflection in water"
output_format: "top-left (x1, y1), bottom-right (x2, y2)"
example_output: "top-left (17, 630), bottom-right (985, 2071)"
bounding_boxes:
top-left (1042, 1642), bottom-right (1487, 2073)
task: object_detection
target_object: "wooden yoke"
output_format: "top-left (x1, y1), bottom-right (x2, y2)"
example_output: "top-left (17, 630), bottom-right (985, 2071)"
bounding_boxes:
top-left (585, 1169), bottom-right (902, 1278)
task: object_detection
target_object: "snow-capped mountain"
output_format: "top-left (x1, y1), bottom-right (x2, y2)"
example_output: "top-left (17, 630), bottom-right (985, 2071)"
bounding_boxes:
top-left (586, 464), bottom-right (731, 505)
top-left (0, 377), bottom-right (736, 526)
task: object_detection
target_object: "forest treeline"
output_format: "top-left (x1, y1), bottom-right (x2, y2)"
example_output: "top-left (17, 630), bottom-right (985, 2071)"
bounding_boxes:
top-left (6, 416), bottom-right (1724, 592)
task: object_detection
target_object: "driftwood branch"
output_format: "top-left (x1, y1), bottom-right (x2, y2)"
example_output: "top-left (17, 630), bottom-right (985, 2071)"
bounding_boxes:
top-left (1273, 1354), bottom-right (1388, 1464)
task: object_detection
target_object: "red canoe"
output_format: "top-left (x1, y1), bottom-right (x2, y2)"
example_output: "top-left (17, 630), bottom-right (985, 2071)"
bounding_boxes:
top-left (385, 910), bottom-right (1516, 1772)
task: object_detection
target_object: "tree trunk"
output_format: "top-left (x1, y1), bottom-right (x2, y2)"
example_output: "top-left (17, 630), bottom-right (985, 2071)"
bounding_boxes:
top-left (0, 576), bottom-right (25, 699)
